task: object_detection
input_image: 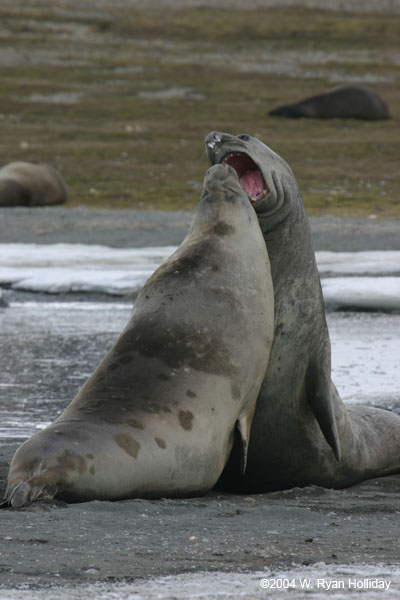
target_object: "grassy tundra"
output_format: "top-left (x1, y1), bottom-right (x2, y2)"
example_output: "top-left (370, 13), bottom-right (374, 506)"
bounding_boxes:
top-left (0, 1), bottom-right (399, 216)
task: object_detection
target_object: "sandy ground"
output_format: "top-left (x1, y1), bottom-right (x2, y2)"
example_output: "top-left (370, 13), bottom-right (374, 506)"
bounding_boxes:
top-left (1, 440), bottom-right (400, 589)
top-left (0, 207), bottom-right (399, 250)
top-left (1, 209), bottom-right (400, 594)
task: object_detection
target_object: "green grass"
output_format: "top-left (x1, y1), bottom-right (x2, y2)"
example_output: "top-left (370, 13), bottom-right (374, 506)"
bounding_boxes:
top-left (0, 3), bottom-right (399, 216)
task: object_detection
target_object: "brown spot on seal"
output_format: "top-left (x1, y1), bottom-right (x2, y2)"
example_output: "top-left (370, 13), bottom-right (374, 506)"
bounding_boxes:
top-left (231, 383), bottom-right (241, 399)
top-left (119, 354), bottom-right (133, 365)
top-left (127, 419), bottom-right (144, 429)
top-left (213, 222), bottom-right (235, 236)
top-left (57, 449), bottom-right (87, 475)
top-left (114, 433), bottom-right (140, 459)
top-left (186, 390), bottom-right (197, 398)
top-left (179, 410), bottom-right (194, 431)
top-left (127, 319), bottom-right (238, 377)
top-left (157, 373), bottom-right (170, 381)
top-left (155, 437), bottom-right (167, 449)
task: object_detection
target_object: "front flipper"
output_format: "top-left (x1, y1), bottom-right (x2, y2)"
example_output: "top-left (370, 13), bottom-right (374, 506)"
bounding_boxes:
top-left (236, 400), bottom-right (258, 474)
top-left (6, 478), bottom-right (59, 508)
top-left (306, 345), bottom-right (341, 462)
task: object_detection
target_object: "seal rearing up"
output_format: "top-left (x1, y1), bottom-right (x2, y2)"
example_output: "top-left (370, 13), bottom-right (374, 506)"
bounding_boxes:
top-left (206, 131), bottom-right (400, 492)
top-left (5, 163), bottom-right (274, 507)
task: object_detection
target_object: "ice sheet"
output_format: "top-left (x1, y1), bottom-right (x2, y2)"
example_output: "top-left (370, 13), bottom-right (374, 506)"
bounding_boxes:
top-left (322, 277), bottom-right (400, 311)
top-left (316, 250), bottom-right (400, 276)
top-left (0, 245), bottom-right (399, 309)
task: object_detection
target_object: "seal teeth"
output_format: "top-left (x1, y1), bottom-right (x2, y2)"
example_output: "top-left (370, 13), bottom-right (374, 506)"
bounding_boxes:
top-left (222, 153), bottom-right (241, 163)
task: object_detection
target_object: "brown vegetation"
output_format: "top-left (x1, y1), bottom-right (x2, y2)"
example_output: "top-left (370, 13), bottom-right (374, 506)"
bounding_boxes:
top-left (0, 1), bottom-right (399, 216)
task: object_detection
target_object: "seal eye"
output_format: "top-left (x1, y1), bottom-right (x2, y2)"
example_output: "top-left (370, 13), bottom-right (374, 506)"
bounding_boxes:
top-left (237, 134), bottom-right (250, 141)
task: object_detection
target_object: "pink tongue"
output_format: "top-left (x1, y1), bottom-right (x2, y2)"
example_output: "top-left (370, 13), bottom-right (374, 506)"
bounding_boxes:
top-left (240, 170), bottom-right (263, 198)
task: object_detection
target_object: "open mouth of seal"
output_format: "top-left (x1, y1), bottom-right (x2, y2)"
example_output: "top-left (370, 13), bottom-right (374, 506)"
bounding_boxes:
top-left (221, 152), bottom-right (268, 203)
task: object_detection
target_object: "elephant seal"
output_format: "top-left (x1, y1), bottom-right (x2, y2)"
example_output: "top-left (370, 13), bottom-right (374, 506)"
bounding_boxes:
top-left (5, 163), bottom-right (274, 507)
top-left (269, 85), bottom-right (390, 120)
top-left (205, 131), bottom-right (400, 492)
top-left (0, 161), bottom-right (67, 207)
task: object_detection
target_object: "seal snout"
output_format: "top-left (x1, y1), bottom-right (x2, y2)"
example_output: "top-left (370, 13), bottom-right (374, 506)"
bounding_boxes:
top-left (208, 162), bottom-right (238, 181)
top-left (205, 131), bottom-right (233, 152)
top-left (203, 163), bottom-right (240, 195)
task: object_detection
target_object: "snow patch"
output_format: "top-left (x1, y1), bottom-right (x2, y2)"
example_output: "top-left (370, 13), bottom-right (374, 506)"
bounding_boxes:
top-left (0, 245), bottom-right (399, 310)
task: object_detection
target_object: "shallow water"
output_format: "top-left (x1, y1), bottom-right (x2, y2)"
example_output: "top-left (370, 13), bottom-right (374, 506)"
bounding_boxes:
top-left (0, 300), bottom-right (399, 443)
top-left (0, 301), bottom-right (130, 442)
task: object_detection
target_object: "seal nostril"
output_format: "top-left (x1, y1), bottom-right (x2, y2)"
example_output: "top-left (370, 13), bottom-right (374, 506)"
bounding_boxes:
top-left (237, 134), bottom-right (250, 141)
top-left (213, 132), bottom-right (222, 142)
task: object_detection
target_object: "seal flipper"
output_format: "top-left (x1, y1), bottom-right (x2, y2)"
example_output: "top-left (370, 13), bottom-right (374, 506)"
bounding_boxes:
top-left (236, 401), bottom-right (257, 474)
top-left (6, 481), bottom-right (32, 507)
top-left (306, 354), bottom-right (341, 462)
top-left (6, 478), bottom-right (59, 508)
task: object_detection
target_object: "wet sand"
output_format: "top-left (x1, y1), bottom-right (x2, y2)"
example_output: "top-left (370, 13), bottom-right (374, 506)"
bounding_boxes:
top-left (0, 206), bottom-right (399, 251)
top-left (1, 441), bottom-right (400, 589)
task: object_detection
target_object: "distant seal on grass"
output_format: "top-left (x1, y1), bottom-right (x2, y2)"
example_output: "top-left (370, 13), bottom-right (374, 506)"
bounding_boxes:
top-left (269, 85), bottom-right (390, 120)
top-left (4, 163), bottom-right (274, 507)
top-left (0, 161), bottom-right (67, 207)
top-left (206, 131), bottom-right (400, 492)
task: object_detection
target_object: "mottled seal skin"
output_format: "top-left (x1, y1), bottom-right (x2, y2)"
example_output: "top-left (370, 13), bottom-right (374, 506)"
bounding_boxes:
top-left (206, 131), bottom-right (400, 492)
top-left (0, 161), bottom-right (67, 207)
top-left (5, 163), bottom-right (274, 507)
top-left (269, 85), bottom-right (390, 120)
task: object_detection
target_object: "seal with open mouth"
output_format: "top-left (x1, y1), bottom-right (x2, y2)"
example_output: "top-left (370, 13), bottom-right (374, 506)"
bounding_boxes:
top-left (4, 163), bottom-right (274, 507)
top-left (206, 130), bottom-right (400, 492)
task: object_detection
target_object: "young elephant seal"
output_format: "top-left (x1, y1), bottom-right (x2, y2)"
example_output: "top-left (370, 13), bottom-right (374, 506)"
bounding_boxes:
top-left (269, 85), bottom-right (390, 120)
top-left (0, 161), bottom-right (67, 207)
top-left (206, 131), bottom-right (400, 492)
top-left (5, 163), bottom-right (274, 507)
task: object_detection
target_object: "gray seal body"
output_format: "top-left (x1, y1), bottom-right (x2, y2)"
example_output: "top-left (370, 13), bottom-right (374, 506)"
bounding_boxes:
top-left (269, 86), bottom-right (390, 120)
top-left (5, 163), bottom-right (274, 506)
top-left (206, 131), bottom-right (400, 492)
top-left (0, 161), bottom-right (67, 207)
